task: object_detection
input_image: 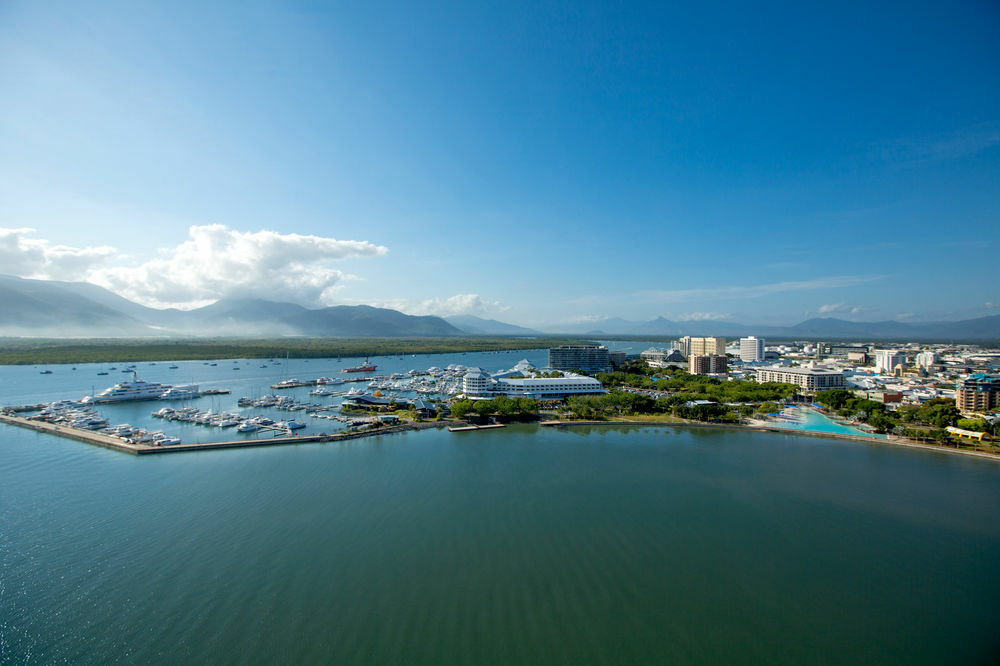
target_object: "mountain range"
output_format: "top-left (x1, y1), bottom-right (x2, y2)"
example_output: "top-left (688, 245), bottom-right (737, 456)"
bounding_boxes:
top-left (0, 275), bottom-right (998, 341)
top-left (548, 314), bottom-right (1000, 342)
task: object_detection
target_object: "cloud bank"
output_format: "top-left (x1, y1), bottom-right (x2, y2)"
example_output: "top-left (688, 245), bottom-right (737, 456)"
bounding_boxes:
top-left (0, 227), bottom-right (116, 280)
top-left (1, 225), bottom-right (387, 308)
top-left (412, 294), bottom-right (503, 317)
top-left (817, 303), bottom-right (873, 315)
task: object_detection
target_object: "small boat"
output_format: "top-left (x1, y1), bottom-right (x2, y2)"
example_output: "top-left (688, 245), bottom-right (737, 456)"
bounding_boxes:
top-left (97, 372), bottom-right (109, 375)
top-left (169, 365), bottom-right (179, 369)
top-left (39, 370), bottom-right (53, 374)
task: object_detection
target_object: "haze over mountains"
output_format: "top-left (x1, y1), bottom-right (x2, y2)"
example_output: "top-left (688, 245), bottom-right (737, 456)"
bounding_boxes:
top-left (1, 275), bottom-right (998, 342)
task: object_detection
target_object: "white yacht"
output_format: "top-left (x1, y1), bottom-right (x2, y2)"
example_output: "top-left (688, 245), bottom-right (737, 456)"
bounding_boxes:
top-left (82, 373), bottom-right (171, 404)
top-left (159, 384), bottom-right (200, 400)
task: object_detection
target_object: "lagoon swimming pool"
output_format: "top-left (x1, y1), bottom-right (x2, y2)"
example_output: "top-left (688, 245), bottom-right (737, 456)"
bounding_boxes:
top-left (768, 406), bottom-right (886, 438)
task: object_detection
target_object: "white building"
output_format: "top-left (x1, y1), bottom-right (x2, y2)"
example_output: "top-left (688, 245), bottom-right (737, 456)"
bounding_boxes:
top-left (914, 351), bottom-right (938, 369)
top-left (739, 336), bottom-right (765, 363)
top-left (462, 371), bottom-right (605, 399)
top-left (755, 366), bottom-right (846, 391)
top-left (874, 350), bottom-right (907, 374)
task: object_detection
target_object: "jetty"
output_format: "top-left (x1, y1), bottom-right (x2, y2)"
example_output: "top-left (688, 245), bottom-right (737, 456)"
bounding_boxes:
top-left (0, 412), bottom-right (446, 455)
top-left (448, 423), bottom-right (506, 432)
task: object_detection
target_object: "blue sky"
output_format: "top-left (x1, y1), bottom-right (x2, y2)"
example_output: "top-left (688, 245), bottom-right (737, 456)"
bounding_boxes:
top-left (1, 1), bottom-right (997, 327)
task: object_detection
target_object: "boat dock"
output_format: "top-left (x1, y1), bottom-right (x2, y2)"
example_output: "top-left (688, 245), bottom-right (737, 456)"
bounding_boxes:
top-left (271, 376), bottom-right (374, 389)
top-left (447, 423), bottom-right (506, 432)
top-left (0, 412), bottom-right (445, 455)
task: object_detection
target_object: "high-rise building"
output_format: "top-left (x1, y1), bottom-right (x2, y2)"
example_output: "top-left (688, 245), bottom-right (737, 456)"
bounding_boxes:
top-left (956, 375), bottom-right (1000, 413)
top-left (688, 337), bottom-right (726, 356)
top-left (689, 354), bottom-right (728, 376)
top-left (548, 344), bottom-right (612, 373)
top-left (874, 350), bottom-right (906, 374)
top-left (915, 351), bottom-right (939, 369)
top-left (608, 350), bottom-right (627, 369)
top-left (739, 336), bottom-right (765, 362)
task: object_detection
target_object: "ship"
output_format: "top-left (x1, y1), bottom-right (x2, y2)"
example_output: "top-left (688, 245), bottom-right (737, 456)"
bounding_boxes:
top-left (82, 371), bottom-right (172, 404)
top-left (343, 359), bottom-right (377, 373)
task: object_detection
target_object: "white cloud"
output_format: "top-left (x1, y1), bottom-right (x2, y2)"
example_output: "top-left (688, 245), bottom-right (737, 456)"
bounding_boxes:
top-left (639, 275), bottom-right (882, 304)
top-left (88, 225), bottom-right (386, 308)
top-left (674, 312), bottom-right (732, 321)
top-left (567, 314), bottom-right (606, 323)
top-left (0, 227), bottom-right (116, 279)
top-left (410, 294), bottom-right (503, 317)
top-left (0, 225), bottom-right (387, 308)
top-left (817, 303), bottom-right (874, 315)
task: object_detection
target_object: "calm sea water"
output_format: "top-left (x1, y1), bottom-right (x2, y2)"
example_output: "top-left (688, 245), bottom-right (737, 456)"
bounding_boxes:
top-left (2, 353), bottom-right (1000, 664)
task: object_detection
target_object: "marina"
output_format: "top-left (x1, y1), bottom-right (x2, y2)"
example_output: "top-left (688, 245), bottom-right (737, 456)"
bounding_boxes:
top-left (0, 411), bottom-right (447, 454)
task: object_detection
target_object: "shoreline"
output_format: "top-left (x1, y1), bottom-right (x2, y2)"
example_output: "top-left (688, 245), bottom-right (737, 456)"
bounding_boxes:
top-left (540, 418), bottom-right (1000, 463)
top-left (5, 410), bottom-right (998, 464)
top-left (0, 413), bottom-right (451, 455)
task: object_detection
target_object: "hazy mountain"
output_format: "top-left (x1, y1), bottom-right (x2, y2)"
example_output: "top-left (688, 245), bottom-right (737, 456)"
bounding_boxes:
top-left (2, 275), bottom-right (997, 341)
top-left (544, 314), bottom-right (1000, 342)
top-left (445, 315), bottom-right (541, 336)
top-left (0, 276), bottom-right (463, 338)
top-left (554, 317), bottom-right (645, 335)
top-left (288, 305), bottom-right (463, 337)
top-left (0, 275), bottom-right (156, 336)
top-left (43, 278), bottom-right (189, 328)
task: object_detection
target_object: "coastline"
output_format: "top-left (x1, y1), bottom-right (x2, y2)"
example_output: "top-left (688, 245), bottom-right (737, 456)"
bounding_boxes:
top-left (540, 418), bottom-right (1000, 463)
top-left (5, 409), bottom-right (998, 463)
top-left (0, 413), bottom-right (451, 455)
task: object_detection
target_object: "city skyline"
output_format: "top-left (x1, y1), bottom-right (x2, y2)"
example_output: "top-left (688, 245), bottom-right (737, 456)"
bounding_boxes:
top-left (1, 1), bottom-right (998, 328)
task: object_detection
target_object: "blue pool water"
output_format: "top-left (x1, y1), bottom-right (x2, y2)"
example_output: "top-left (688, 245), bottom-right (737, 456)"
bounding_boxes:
top-left (768, 406), bottom-right (885, 438)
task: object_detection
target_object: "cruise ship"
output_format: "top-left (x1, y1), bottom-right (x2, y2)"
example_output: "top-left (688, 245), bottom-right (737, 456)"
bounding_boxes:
top-left (82, 372), bottom-right (172, 404)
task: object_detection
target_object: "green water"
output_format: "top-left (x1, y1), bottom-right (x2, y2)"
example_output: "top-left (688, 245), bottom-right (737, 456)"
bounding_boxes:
top-left (2, 422), bottom-right (1000, 664)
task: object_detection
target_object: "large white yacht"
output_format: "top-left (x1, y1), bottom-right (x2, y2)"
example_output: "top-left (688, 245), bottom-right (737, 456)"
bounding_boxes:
top-left (82, 372), bottom-right (172, 404)
top-left (159, 385), bottom-right (201, 400)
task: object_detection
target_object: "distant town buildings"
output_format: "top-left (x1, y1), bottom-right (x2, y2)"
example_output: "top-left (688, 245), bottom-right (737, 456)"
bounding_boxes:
top-left (819, 343), bottom-right (869, 358)
top-left (689, 354), bottom-right (728, 376)
top-left (641, 348), bottom-right (687, 368)
top-left (739, 336), bottom-right (765, 363)
top-left (755, 366), bottom-right (846, 391)
top-left (915, 351), bottom-right (939, 369)
top-left (956, 375), bottom-right (1000, 413)
top-left (874, 349), bottom-right (907, 375)
top-left (548, 344), bottom-right (612, 373)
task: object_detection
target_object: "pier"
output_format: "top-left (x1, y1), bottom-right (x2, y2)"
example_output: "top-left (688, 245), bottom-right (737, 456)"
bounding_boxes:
top-left (0, 413), bottom-right (447, 455)
top-left (447, 423), bottom-right (506, 432)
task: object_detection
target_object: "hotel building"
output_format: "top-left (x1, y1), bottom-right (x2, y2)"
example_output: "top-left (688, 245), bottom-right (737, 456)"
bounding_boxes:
top-left (462, 370), bottom-right (606, 399)
top-left (755, 366), bottom-right (846, 391)
top-left (956, 375), bottom-right (1000, 413)
top-left (689, 354), bottom-right (728, 376)
top-left (739, 336), bottom-right (765, 363)
top-left (548, 345), bottom-right (613, 373)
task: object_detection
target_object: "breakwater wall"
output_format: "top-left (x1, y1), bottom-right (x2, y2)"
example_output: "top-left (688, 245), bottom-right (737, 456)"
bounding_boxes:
top-left (0, 413), bottom-right (448, 455)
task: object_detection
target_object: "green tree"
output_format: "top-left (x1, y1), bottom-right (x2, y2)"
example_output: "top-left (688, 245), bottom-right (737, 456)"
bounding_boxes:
top-left (451, 400), bottom-right (474, 420)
